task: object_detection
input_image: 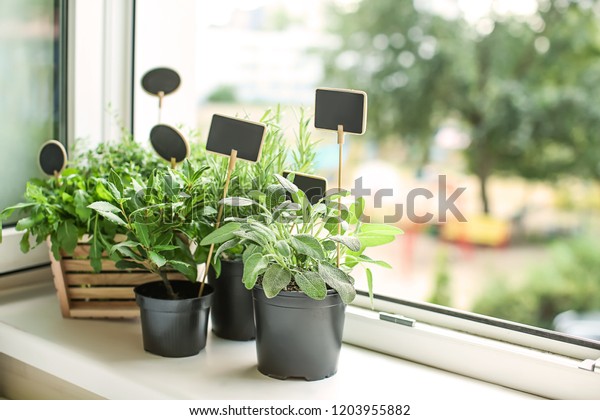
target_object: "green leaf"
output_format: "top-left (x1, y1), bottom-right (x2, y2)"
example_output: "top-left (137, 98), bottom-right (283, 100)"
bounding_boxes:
top-left (213, 239), bottom-right (239, 262)
top-left (74, 190), bottom-right (92, 221)
top-left (344, 253), bottom-right (392, 269)
top-left (318, 262), bottom-right (356, 304)
top-left (274, 173), bottom-right (299, 194)
top-left (15, 217), bottom-right (36, 231)
top-left (234, 230), bottom-right (268, 247)
top-left (328, 235), bottom-right (361, 252)
top-left (366, 267), bottom-right (374, 308)
top-left (115, 260), bottom-right (147, 271)
top-left (149, 251), bottom-right (167, 268)
top-left (200, 222), bottom-right (242, 245)
top-left (168, 260), bottom-right (197, 281)
top-left (290, 234), bottom-right (325, 260)
top-left (243, 253), bottom-right (269, 289)
top-left (95, 210), bottom-right (127, 227)
top-left (294, 271), bottom-right (326, 300)
top-left (262, 264), bottom-right (291, 298)
top-left (220, 197), bottom-right (255, 207)
top-left (356, 224), bottom-right (403, 247)
top-left (58, 221), bottom-right (78, 255)
top-left (134, 223), bottom-right (151, 247)
top-left (19, 231), bottom-right (30, 253)
top-left (89, 235), bottom-right (103, 273)
top-left (274, 240), bottom-right (291, 257)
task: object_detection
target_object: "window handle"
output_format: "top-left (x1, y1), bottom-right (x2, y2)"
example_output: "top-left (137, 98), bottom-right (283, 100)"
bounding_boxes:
top-left (579, 358), bottom-right (600, 372)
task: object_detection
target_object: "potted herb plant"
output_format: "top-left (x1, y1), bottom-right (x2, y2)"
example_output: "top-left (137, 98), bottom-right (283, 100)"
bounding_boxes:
top-left (88, 161), bottom-right (214, 357)
top-left (194, 107), bottom-right (319, 341)
top-left (201, 174), bottom-right (403, 380)
top-left (0, 136), bottom-right (168, 318)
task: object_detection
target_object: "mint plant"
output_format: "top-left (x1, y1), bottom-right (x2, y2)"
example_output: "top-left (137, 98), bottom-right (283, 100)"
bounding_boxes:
top-left (0, 136), bottom-right (165, 267)
top-left (200, 174), bottom-right (403, 304)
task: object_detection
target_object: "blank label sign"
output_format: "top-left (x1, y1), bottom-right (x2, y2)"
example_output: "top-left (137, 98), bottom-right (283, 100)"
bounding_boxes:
top-left (206, 114), bottom-right (266, 162)
top-left (283, 171), bottom-right (327, 205)
top-left (150, 124), bottom-right (189, 163)
top-left (314, 88), bottom-right (367, 134)
top-left (39, 140), bottom-right (67, 175)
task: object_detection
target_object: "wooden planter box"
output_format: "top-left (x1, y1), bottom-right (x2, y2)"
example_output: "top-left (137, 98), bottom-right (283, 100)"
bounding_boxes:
top-left (49, 240), bottom-right (186, 319)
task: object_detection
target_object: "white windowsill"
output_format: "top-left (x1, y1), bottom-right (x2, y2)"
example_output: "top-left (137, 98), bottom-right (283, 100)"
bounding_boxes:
top-left (0, 280), bottom-right (537, 401)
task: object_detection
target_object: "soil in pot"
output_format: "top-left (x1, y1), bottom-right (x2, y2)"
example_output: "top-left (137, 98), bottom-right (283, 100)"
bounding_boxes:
top-left (208, 260), bottom-right (255, 341)
top-left (134, 280), bottom-right (214, 357)
top-left (252, 286), bottom-right (346, 381)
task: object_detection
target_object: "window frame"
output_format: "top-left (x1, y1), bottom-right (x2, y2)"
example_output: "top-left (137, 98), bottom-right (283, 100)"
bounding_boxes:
top-left (2, 0), bottom-right (599, 400)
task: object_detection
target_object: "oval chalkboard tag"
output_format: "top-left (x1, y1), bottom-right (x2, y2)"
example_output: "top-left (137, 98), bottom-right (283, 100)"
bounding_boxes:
top-left (141, 67), bottom-right (181, 96)
top-left (150, 124), bottom-right (189, 163)
top-left (39, 140), bottom-right (67, 176)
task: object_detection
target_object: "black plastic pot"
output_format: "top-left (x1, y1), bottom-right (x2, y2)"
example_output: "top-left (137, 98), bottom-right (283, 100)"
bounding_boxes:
top-left (252, 285), bottom-right (346, 381)
top-left (134, 280), bottom-right (214, 357)
top-left (208, 260), bottom-right (255, 341)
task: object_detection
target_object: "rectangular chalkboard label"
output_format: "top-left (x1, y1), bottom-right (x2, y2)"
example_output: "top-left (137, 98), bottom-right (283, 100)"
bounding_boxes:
top-left (283, 171), bottom-right (328, 205)
top-left (314, 88), bottom-right (367, 134)
top-left (206, 114), bottom-right (266, 162)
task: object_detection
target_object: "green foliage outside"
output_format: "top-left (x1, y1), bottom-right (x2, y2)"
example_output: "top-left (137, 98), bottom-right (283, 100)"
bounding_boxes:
top-left (324, 0), bottom-right (600, 214)
top-left (472, 234), bottom-right (600, 329)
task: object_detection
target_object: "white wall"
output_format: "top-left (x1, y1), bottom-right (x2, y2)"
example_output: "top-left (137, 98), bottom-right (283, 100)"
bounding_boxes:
top-left (133, 0), bottom-right (197, 143)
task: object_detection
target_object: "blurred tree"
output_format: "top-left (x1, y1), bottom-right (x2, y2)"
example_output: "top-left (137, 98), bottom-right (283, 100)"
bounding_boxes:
top-left (324, 0), bottom-right (600, 214)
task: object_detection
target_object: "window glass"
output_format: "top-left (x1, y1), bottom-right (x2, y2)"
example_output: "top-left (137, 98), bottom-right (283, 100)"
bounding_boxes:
top-left (0, 0), bottom-right (62, 223)
top-left (140, 0), bottom-right (600, 343)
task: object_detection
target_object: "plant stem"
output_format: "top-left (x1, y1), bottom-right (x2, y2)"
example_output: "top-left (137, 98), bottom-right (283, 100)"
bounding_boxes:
top-left (159, 269), bottom-right (177, 299)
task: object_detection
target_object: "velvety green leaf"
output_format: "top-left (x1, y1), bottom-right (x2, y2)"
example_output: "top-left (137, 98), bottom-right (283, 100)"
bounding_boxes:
top-left (200, 222), bottom-right (242, 245)
top-left (243, 253), bottom-right (268, 289)
top-left (234, 230), bottom-right (268, 247)
top-left (247, 219), bottom-right (277, 242)
top-left (262, 264), bottom-right (291, 298)
top-left (294, 271), bottom-right (326, 300)
top-left (360, 223), bottom-right (404, 235)
top-left (274, 240), bottom-right (291, 257)
top-left (328, 235), bottom-right (361, 252)
top-left (318, 262), bottom-right (356, 304)
top-left (274, 173), bottom-right (299, 194)
top-left (344, 253), bottom-right (392, 269)
top-left (290, 234), bottom-right (325, 260)
top-left (214, 239), bottom-right (239, 262)
top-left (220, 197), bottom-right (255, 207)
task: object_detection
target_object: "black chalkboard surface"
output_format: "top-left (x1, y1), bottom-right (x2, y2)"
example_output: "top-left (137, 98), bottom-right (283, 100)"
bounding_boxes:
top-left (39, 140), bottom-right (67, 176)
top-left (314, 88), bottom-right (367, 134)
top-left (283, 171), bottom-right (328, 205)
top-left (206, 114), bottom-right (266, 162)
top-left (150, 124), bottom-right (189, 163)
top-left (141, 68), bottom-right (181, 96)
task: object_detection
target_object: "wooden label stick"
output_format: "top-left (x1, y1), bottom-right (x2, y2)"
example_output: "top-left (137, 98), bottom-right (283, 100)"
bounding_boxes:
top-left (200, 149), bottom-right (238, 296)
top-left (170, 156), bottom-right (176, 169)
top-left (337, 125), bottom-right (344, 267)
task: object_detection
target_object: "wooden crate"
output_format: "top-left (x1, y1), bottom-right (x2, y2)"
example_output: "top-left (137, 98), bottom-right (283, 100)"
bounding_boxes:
top-left (49, 242), bottom-right (186, 319)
